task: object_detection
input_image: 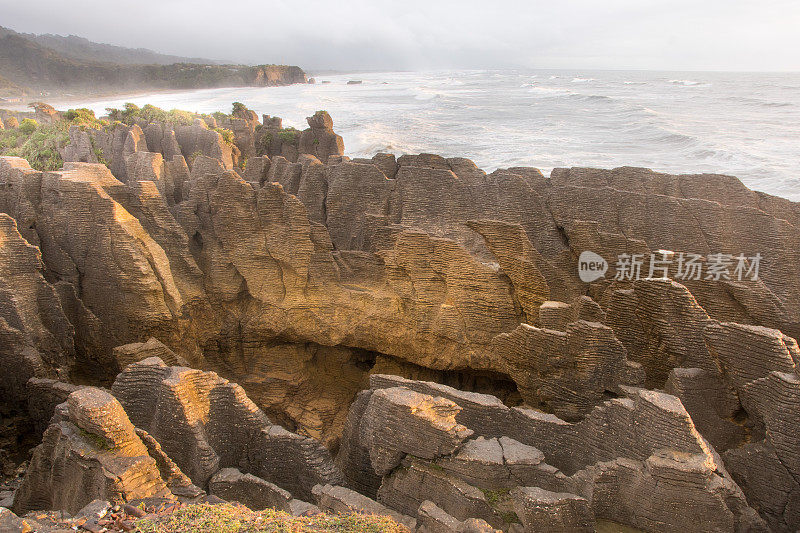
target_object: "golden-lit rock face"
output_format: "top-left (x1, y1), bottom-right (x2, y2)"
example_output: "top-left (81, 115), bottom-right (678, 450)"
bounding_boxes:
top-left (4, 145), bottom-right (800, 442)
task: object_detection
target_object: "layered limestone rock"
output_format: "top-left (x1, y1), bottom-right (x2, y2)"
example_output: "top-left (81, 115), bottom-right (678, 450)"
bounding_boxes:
top-left (312, 483), bottom-right (417, 530)
top-left (111, 357), bottom-right (343, 501)
top-left (297, 111), bottom-right (344, 163)
top-left (111, 336), bottom-right (187, 370)
top-left (360, 387), bottom-right (473, 475)
top-left (491, 320), bottom-right (645, 420)
top-left (417, 501), bottom-right (498, 533)
top-left (546, 166), bottom-right (800, 336)
top-left (376, 456), bottom-right (507, 528)
top-left (26, 377), bottom-right (82, 437)
top-left (343, 376), bottom-right (767, 532)
top-left (253, 112), bottom-right (343, 164)
top-left (209, 468), bottom-right (292, 512)
top-left (175, 121), bottom-right (237, 169)
top-left (0, 212), bottom-right (74, 404)
top-left (705, 322), bottom-right (800, 532)
top-left (606, 278), bottom-right (717, 387)
top-left (4, 121), bottom-right (800, 530)
top-left (6, 147), bottom-right (795, 436)
top-left (511, 487), bottom-right (594, 533)
top-left (12, 388), bottom-right (173, 514)
top-left (134, 427), bottom-right (204, 499)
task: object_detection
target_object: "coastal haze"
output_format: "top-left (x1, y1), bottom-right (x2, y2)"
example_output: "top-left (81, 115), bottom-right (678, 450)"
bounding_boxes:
top-left (2, 0), bottom-right (799, 71)
top-left (68, 69), bottom-right (800, 200)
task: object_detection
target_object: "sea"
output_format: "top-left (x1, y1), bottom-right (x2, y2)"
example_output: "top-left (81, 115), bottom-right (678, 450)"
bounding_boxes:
top-left (68, 70), bottom-right (800, 201)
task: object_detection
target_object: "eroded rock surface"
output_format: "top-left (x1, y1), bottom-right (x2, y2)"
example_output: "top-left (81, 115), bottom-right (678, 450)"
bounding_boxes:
top-left (12, 388), bottom-right (172, 515)
top-left (3, 109), bottom-right (800, 530)
top-left (111, 357), bottom-right (343, 501)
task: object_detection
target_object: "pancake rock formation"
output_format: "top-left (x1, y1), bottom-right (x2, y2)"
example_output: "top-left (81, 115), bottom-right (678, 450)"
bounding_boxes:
top-left (0, 104), bottom-right (799, 531)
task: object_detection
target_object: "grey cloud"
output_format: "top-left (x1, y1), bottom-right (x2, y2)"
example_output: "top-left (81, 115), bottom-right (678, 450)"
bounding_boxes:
top-left (0, 0), bottom-right (798, 70)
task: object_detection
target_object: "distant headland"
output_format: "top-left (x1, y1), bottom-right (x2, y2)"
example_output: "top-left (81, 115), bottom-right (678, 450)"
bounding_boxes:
top-left (0, 25), bottom-right (309, 102)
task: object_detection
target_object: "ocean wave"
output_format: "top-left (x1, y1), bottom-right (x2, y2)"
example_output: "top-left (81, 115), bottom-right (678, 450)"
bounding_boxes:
top-left (623, 81), bottom-right (647, 85)
top-left (572, 77), bottom-right (596, 83)
top-left (668, 79), bottom-right (711, 87)
top-left (351, 125), bottom-right (423, 156)
top-left (583, 94), bottom-right (613, 102)
top-left (725, 96), bottom-right (794, 108)
top-left (527, 86), bottom-right (573, 96)
top-left (410, 87), bottom-right (447, 100)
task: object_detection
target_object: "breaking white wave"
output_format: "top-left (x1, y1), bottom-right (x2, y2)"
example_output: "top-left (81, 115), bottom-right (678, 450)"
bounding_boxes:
top-left (668, 79), bottom-right (711, 87)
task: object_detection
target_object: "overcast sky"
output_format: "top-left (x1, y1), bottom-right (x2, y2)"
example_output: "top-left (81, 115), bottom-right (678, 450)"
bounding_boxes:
top-left (1, 0), bottom-right (799, 71)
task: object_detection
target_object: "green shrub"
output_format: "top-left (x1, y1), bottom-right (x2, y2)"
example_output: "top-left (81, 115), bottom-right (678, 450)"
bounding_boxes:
top-left (0, 129), bottom-right (24, 151)
top-left (232, 101), bottom-right (247, 115)
top-left (89, 136), bottom-right (108, 166)
top-left (63, 107), bottom-right (94, 122)
top-left (3, 123), bottom-right (69, 171)
top-left (64, 108), bottom-right (105, 129)
top-left (19, 118), bottom-right (38, 135)
top-left (165, 108), bottom-right (195, 126)
top-left (105, 103), bottom-right (196, 126)
top-left (255, 132), bottom-right (272, 155)
top-left (79, 428), bottom-right (113, 450)
top-left (277, 127), bottom-right (300, 145)
top-left (480, 488), bottom-right (510, 506)
top-left (213, 127), bottom-right (235, 146)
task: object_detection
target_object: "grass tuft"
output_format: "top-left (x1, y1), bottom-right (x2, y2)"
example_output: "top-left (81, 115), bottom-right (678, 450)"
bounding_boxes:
top-left (134, 503), bottom-right (409, 533)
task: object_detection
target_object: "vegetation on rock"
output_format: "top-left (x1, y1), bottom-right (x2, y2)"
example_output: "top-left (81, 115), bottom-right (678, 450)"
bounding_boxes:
top-left (134, 503), bottom-right (408, 533)
top-left (0, 120), bottom-right (68, 170)
top-left (214, 127), bottom-right (235, 146)
top-left (0, 106), bottom-right (113, 170)
top-left (232, 102), bottom-right (248, 115)
top-left (278, 127), bottom-right (300, 145)
top-left (106, 103), bottom-right (196, 126)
